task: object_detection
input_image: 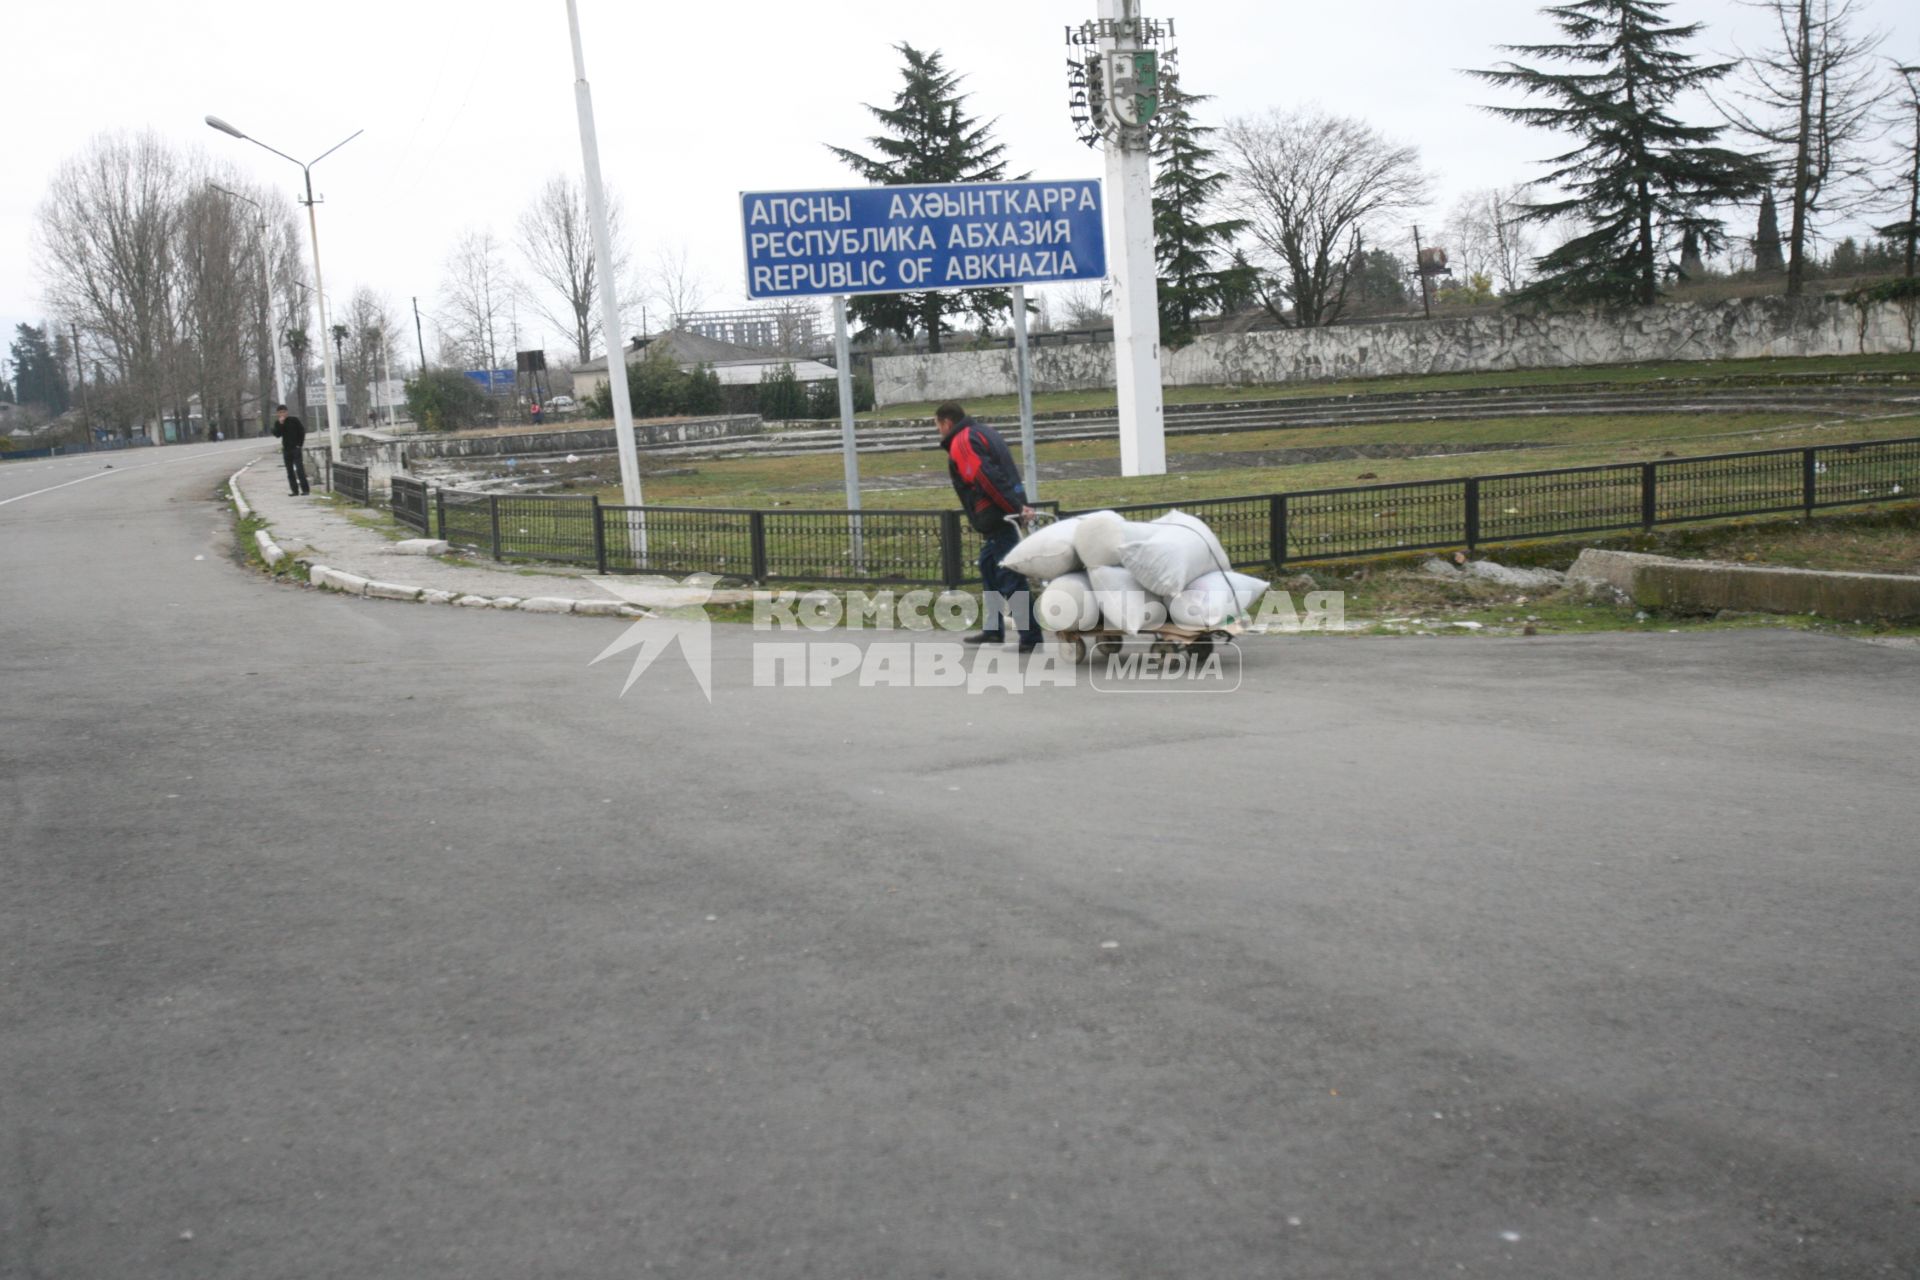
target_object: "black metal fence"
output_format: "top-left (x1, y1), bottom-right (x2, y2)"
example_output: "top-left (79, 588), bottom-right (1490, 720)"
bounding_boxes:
top-left (390, 476), bottom-right (431, 535)
top-left (332, 461), bottom-right (369, 504)
top-left (342, 435), bottom-right (1918, 584)
top-left (1091, 438), bottom-right (1920, 569)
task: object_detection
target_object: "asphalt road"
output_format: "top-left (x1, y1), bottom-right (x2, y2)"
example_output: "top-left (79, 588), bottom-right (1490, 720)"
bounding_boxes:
top-left (2, 443), bottom-right (1916, 1279)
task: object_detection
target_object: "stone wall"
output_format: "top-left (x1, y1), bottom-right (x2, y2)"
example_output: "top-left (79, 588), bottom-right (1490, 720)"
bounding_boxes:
top-left (312, 415), bottom-right (763, 497)
top-left (873, 295), bottom-right (1919, 407)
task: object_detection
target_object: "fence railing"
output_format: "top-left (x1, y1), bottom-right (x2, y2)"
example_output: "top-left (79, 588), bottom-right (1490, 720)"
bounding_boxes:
top-left (390, 476), bottom-right (431, 535)
top-left (331, 461), bottom-right (369, 504)
top-left (339, 435), bottom-right (1918, 584)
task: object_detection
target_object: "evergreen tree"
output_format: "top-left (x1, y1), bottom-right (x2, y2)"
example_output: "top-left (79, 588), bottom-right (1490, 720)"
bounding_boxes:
top-left (1215, 247), bottom-right (1264, 316)
top-left (1346, 249), bottom-right (1412, 309)
top-left (1147, 57), bottom-right (1249, 349)
top-left (9, 324), bottom-right (70, 414)
top-left (1471, 0), bottom-right (1768, 306)
top-left (1754, 190), bottom-right (1785, 272)
top-left (1678, 226), bottom-right (1705, 280)
top-left (827, 44), bottom-right (1021, 353)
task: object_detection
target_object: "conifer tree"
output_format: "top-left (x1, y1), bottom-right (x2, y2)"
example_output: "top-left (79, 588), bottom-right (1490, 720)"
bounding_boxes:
top-left (1755, 190), bottom-right (1786, 272)
top-left (1147, 57), bottom-right (1251, 348)
top-left (1471, 0), bottom-right (1768, 305)
top-left (827, 44), bottom-right (1021, 352)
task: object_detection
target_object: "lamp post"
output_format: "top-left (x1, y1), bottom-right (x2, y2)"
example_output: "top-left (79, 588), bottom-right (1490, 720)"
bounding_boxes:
top-left (209, 184), bottom-right (286, 433)
top-left (205, 114), bottom-right (362, 461)
top-left (564, 0), bottom-right (644, 516)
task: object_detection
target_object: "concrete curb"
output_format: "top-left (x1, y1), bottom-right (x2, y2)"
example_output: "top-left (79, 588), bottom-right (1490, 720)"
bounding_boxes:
top-left (228, 464), bottom-right (255, 520)
top-left (1569, 548), bottom-right (1920, 622)
top-left (228, 467), bottom-right (657, 621)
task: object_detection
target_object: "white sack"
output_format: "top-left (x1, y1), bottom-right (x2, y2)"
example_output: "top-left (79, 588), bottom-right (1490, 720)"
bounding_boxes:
top-left (1088, 565), bottom-right (1166, 634)
top-left (999, 515), bottom-right (1085, 579)
top-left (1036, 572), bottom-right (1102, 632)
top-left (1073, 511), bottom-right (1158, 570)
top-left (1118, 510), bottom-right (1233, 597)
top-left (1168, 571), bottom-right (1271, 629)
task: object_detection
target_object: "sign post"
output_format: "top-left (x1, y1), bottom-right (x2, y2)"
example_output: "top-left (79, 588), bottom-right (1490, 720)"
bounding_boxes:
top-left (831, 296), bottom-right (863, 571)
top-left (1011, 284), bottom-right (1038, 498)
top-left (742, 179), bottom-right (1107, 560)
top-left (1096, 0), bottom-right (1167, 476)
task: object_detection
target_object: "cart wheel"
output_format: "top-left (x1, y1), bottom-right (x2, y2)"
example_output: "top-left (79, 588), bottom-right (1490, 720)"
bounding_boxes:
top-left (1091, 636), bottom-right (1122, 659)
top-left (1055, 634), bottom-right (1083, 662)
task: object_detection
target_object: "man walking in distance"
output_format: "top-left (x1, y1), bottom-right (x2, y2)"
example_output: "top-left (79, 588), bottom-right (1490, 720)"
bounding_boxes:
top-left (272, 405), bottom-right (310, 496)
top-left (935, 402), bottom-right (1041, 651)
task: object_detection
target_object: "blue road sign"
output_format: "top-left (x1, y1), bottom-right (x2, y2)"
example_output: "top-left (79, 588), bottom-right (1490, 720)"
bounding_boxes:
top-left (741, 180), bottom-right (1106, 300)
top-left (463, 369), bottom-right (515, 394)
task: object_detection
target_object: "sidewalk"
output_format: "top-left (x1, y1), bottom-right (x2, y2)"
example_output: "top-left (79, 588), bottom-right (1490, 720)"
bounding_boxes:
top-left (235, 458), bottom-right (755, 615)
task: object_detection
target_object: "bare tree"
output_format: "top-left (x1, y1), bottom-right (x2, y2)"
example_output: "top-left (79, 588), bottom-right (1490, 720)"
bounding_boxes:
top-left (516, 174), bottom-right (632, 363)
top-left (1443, 186), bottom-right (1537, 296)
top-left (1221, 108), bottom-right (1431, 327)
top-left (1055, 282), bottom-right (1112, 329)
top-left (645, 246), bottom-right (711, 330)
top-left (1715, 0), bottom-right (1885, 295)
top-left (177, 175), bottom-right (259, 438)
top-left (36, 132), bottom-right (187, 441)
top-left (439, 230), bottom-right (515, 374)
top-left (1880, 67), bottom-right (1920, 278)
top-left (337, 288), bottom-right (398, 426)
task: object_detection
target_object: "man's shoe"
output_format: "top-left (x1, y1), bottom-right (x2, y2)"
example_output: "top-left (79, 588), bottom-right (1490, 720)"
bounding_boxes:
top-left (961, 631), bottom-right (1005, 645)
top-left (1017, 634), bottom-right (1044, 653)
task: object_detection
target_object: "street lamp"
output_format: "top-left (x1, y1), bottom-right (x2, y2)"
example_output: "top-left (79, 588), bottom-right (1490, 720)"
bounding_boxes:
top-left (205, 114), bottom-right (363, 460)
top-left (209, 183), bottom-right (287, 432)
top-left (564, 0), bottom-right (644, 515)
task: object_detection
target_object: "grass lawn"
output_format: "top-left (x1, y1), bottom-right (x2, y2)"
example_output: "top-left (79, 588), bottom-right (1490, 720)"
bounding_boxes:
top-left (590, 409), bottom-right (1920, 511)
top-left (863, 351), bottom-right (1920, 421)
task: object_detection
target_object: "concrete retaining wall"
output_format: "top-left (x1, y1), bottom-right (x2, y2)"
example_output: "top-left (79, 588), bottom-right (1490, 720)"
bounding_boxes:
top-left (309, 415), bottom-right (763, 497)
top-left (873, 295), bottom-right (1920, 407)
top-left (1568, 548), bottom-right (1920, 621)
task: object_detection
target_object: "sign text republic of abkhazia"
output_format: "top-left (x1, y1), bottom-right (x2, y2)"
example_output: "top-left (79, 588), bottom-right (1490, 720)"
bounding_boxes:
top-left (740, 181), bottom-right (1106, 301)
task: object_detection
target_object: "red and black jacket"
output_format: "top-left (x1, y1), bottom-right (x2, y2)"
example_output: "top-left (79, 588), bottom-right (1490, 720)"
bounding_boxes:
top-left (943, 417), bottom-right (1027, 534)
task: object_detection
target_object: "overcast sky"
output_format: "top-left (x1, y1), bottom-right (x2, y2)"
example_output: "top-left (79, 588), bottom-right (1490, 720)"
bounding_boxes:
top-left (5, 0), bottom-right (1916, 364)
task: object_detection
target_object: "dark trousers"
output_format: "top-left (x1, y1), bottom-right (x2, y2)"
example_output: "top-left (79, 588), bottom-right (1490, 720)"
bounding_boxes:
top-left (978, 525), bottom-right (1039, 641)
top-left (284, 450), bottom-right (309, 494)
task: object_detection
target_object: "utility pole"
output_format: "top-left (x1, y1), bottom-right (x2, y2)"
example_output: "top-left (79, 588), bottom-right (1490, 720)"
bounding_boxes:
top-left (1412, 225), bottom-right (1432, 320)
top-left (566, 0), bottom-right (645, 513)
top-left (1098, 0), bottom-right (1167, 477)
top-left (412, 296), bottom-right (428, 370)
top-left (70, 325), bottom-right (92, 442)
top-left (379, 333), bottom-right (392, 427)
top-left (205, 115), bottom-right (362, 460)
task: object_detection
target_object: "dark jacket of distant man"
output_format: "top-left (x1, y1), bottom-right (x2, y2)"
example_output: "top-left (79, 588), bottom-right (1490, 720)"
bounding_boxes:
top-left (272, 406), bottom-right (310, 495)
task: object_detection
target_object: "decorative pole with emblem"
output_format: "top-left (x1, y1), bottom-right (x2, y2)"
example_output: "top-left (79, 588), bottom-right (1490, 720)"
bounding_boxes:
top-left (1082, 0), bottom-right (1168, 476)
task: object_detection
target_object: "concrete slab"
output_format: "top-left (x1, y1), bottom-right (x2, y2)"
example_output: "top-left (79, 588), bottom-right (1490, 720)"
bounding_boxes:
top-left (1570, 548), bottom-right (1920, 621)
